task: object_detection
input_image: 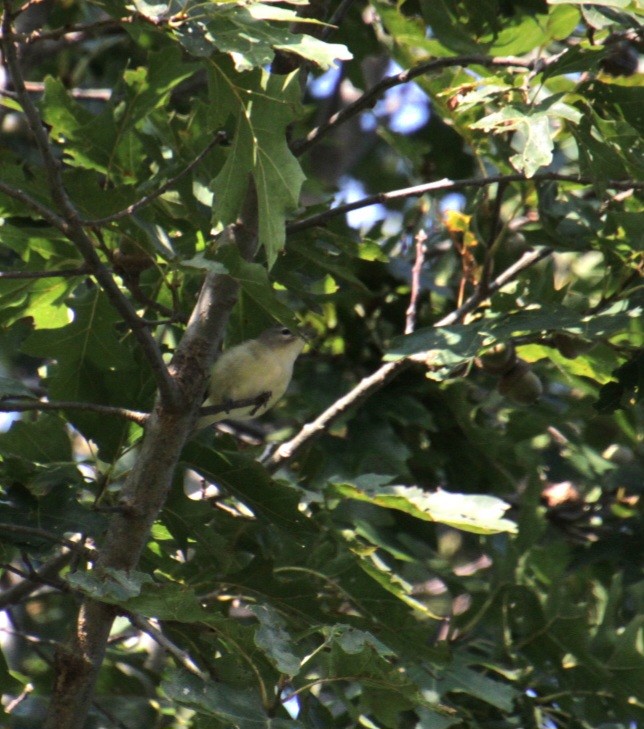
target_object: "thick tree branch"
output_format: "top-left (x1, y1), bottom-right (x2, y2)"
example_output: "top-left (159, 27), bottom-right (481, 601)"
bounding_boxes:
top-left (0, 7), bottom-right (177, 409)
top-left (43, 194), bottom-right (257, 726)
top-left (293, 54), bottom-right (535, 156)
top-left (286, 173), bottom-right (644, 233)
top-left (265, 247), bottom-right (552, 470)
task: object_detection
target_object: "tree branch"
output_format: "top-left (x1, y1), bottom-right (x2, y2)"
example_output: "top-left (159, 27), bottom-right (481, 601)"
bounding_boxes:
top-left (0, 265), bottom-right (89, 280)
top-left (0, 523), bottom-right (94, 555)
top-left (22, 81), bottom-right (113, 100)
top-left (265, 247), bottom-right (552, 470)
top-left (0, 391), bottom-right (281, 426)
top-left (292, 54), bottom-right (535, 156)
top-left (405, 229), bottom-right (428, 335)
top-left (198, 391), bottom-right (272, 421)
top-left (320, 0), bottom-right (357, 40)
top-left (0, 180), bottom-right (69, 231)
top-left (18, 17), bottom-right (126, 45)
top-left (477, 180), bottom-right (509, 297)
top-left (0, 399), bottom-right (149, 425)
top-left (286, 173), bottom-right (644, 233)
top-left (126, 613), bottom-right (209, 680)
top-left (0, 551), bottom-right (74, 609)
top-left (83, 131), bottom-right (229, 226)
top-left (0, 7), bottom-right (178, 410)
top-left (43, 206), bottom-right (256, 727)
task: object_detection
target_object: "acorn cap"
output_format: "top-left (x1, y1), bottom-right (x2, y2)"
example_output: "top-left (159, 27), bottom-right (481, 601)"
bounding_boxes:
top-left (477, 341), bottom-right (516, 375)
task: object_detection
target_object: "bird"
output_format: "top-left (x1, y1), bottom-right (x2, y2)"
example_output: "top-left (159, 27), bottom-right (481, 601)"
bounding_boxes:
top-left (197, 326), bottom-right (305, 428)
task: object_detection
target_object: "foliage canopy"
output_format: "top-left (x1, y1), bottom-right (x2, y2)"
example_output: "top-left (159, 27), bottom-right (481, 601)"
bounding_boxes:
top-left (0, 1), bottom-right (642, 728)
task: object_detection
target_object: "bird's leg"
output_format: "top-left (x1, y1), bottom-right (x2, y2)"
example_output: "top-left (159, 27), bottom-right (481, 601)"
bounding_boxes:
top-left (251, 390), bottom-right (272, 415)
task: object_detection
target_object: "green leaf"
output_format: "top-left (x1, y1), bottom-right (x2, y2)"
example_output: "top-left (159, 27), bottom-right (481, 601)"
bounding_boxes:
top-left (439, 656), bottom-right (517, 712)
top-left (182, 441), bottom-right (312, 535)
top-left (509, 113), bottom-right (555, 177)
top-left (179, 3), bottom-right (351, 72)
top-left (41, 77), bottom-right (114, 173)
top-left (549, 0), bottom-right (629, 5)
top-left (208, 64), bottom-right (306, 266)
top-left (123, 582), bottom-right (210, 622)
top-left (67, 568), bottom-right (154, 602)
top-left (20, 288), bottom-right (148, 459)
top-left (120, 46), bottom-right (197, 126)
top-left (21, 288), bottom-right (135, 378)
top-left (183, 245), bottom-right (300, 329)
top-left (162, 669), bottom-right (276, 727)
top-left (386, 301), bottom-right (640, 371)
top-left (471, 108), bottom-right (554, 177)
top-left (331, 481), bottom-right (517, 534)
top-left (0, 376), bottom-right (36, 399)
top-left (251, 604), bottom-right (301, 676)
top-left (0, 414), bottom-right (72, 464)
top-left (386, 323), bottom-right (484, 369)
top-left (329, 625), bottom-right (395, 657)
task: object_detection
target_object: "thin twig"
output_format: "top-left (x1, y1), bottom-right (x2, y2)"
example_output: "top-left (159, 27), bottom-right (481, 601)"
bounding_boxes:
top-left (19, 17), bottom-right (126, 45)
top-left (1, 7), bottom-right (177, 409)
top-left (118, 275), bottom-right (189, 324)
top-left (84, 131), bottom-right (229, 226)
top-left (0, 180), bottom-right (69, 232)
top-left (293, 55), bottom-right (535, 156)
top-left (23, 81), bottom-right (113, 100)
top-left (4, 682), bottom-right (33, 714)
top-left (2, 560), bottom-right (71, 598)
top-left (265, 247), bottom-right (552, 470)
top-left (198, 391), bottom-right (272, 421)
top-left (320, 0), bottom-right (357, 40)
top-left (405, 229), bottom-right (427, 335)
top-left (0, 265), bottom-right (90, 280)
top-left (127, 612), bottom-right (209, 680)
top-left (16, 0), bottom-right (48, 16)
top-left (286, 173), bottom-right (644, 233)
top-left (432, 246), bottom-right (553, 326)
top-left (0, 523), bottom-right (95, 554)
top-left (0, 552), bottom-right (73, 608)
top-left (0, 398), bottom-right (149, 425)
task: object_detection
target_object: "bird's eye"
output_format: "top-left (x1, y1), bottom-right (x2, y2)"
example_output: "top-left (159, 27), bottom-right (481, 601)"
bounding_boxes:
top-left (281, 327), bottom-right (292, 336)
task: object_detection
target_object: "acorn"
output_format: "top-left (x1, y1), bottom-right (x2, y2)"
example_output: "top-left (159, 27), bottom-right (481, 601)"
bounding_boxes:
top-left (552, 333), bottom-right (593, 360)
top-left (112, 248), bottom-right (154, 279)
top-left (476, 342), bottom-right (517, 376)
top-left (498, 360), bottom-right (543, 404)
